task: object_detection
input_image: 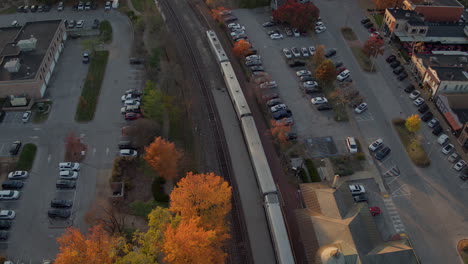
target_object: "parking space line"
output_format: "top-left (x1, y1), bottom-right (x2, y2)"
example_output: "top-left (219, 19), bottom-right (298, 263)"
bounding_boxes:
top-left (383, 197), bottom-right (406, 234)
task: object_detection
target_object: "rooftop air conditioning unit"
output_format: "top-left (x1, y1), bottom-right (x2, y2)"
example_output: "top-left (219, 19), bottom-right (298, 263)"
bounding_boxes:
top-left (4, 58), bottom-right (20, 73)
top-left (17, 36), bottom-right (37, 51)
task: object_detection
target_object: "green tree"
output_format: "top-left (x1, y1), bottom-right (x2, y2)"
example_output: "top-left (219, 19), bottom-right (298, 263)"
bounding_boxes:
top-left (141, 81), bottom-right (167, 123)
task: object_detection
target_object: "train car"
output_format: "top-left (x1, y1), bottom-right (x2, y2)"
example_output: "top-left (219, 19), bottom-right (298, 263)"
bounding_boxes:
top-left (241, 116), bottom-right (277, 194)
top-left (206, 30), bottom-right (229, 63)
top-left (264, 193), bottom-right (295, 264)
top-left (220, 61), bottom-right (251, 118)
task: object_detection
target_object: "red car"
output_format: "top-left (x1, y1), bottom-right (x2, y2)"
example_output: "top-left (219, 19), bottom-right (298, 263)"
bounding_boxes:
top-left (124, 113), bottom-right (141, 120)
top-left (336, 66), bottom-right (347, 74)
top-left (369, 206), bottom-right (381, 216)
top-left (368, 28), bottom-right (376, 33)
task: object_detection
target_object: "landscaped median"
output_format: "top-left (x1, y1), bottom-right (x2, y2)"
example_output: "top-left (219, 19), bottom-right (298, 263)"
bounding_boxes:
top-left (340, 27), bottom-right (376, 72)
top-left (75, 50), bottom-right (109, 122)
top-left (393, 119), bottom-right (431, 167)
top-left (16, 143), bottom-right (37, 171)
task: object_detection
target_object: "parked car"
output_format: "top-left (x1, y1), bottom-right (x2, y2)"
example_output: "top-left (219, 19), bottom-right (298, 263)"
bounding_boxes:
top-left (8, 171), bottom-right (28, 180)
top-left (299, 75), bottom-right (315, 82)
top-left (393, 66), bottom-right (404, 75)
top-left (404, 85), bottom-right (415, 93)
top-left (460, 169), bottom-right (468, 181)
top-left (0, 191), bottom-right (19, 200)
top-left (288, 60), bottom-right (306, 68)
top-left (270, 104), bottom-right (288, 113)
top-left (260, 81), bottom-right (278, 89)
top-left (272, 109), bottom-right (292, 120)
top-left (432, 125), bottom-right (443, 136)
top-left (275, 117), bottom-right (294, 126)
top-left (397, 72), bottom-right (408, 81)
top-left (0, 221), bottom-right (12, 230)
top-left (67, 20), bottom-right (76, 28)
top-left (354, 194), bottom-right (368, 203)
top-left (448, 152), bottom-right (460, 163)
top-left (421, 111), bottom-right (433, 122)
top-left (375, 146), bottom-right (391, 160)
top-left (441, 144), bottom-right (455, 155)
top-left (300, 47), bottom-right (310, 57)
top-left (125, 113), bottom-right (141, 120)
top-left (0, 211), bottom-right (15, 220)
top-left (354, 102), bottom-right (368, 114)
top-left (119, 149), bottom-right (138, 157)
top-left (22, 111), bottom-right (31, 123)
top-left (1, 180), bottom-right (24, 190)
top-left (261, 93), bottom-right (279, 101)
top-left (51, 199), bottom-right (73, 208)
top-left (368, 138), bottom-right (383, 152)
top-left (250, 66), bottom-right (264, 72)
top-left (311, 97), bottom-right (328, 105)
top-left (454, 160), bottom-right (466, 171)
top-left (245, 60), bottom-right (262, 67)
top-left (317, 103), bottom-right (332, 111)
top-left (76, 20), bottom-right (84, 28)
top-left (291, 47), bottom-right (301, 57)
top-left (59, 170), bottom-right (79, 180)
top-left (56, 180), bottom-right (76, 189)
top-left (337, 70), bottom-right (351, 81)
top-left (437, 134), bottom-right (449, 145)
top-left (266, 98), bottom-right (282, 107)
top-left (0, 231), bottom-right (8, 241)
top-left (9, 141), bottom-right (21, 155)
top-left (59, 162), bottom-right (80, 171)
top-left (349, 184), bottom-right (365, 196)
top-left (58, 2), bottom-right (64, 11)
top-left (361, 18), bottom-right (371, 24)
top-left (303, 81), bottom-right (318, 88)
top-left (308, 46), bottom-right (315, 55)
top-left (413, 97), bottom-right (424, 106)
top-left (390, 60), bottom-right (400, 68)
top-left (262, 21), bottom-right (275, 27)
top-left (428, 118), bottom-right (439, 128)
top-left (418, 103), bottom-right (428, 113)
top-left (48, 209), bottom-right (71, 219)
top-left (296, 70), bottom-right (311, 77)
top-left (282, 48), bottom-right (292, 59)
top-left (82, 51), bottom-right (90, 64)
top-left (315, 26), bottom-right (327, 34)
top-left (386, 55), bottom-right (396, 63)
top-left (92, 19), bottom-right (100, 29)
top-left (270, 33), bottom-right (284, 40)
top-left (325, 49), bottom-right (337, 58)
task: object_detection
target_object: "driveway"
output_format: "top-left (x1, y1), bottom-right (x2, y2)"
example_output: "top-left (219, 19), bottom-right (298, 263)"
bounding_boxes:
top-left (0, 7), bottom-right (134, 263)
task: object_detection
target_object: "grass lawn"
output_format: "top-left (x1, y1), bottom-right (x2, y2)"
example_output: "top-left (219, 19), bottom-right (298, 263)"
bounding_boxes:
top-left (16, 144), bottom-right (37, 171)
top-left (0, 6), bottom-right (16, 15)
top-left (341, 27), bottom-right (358, 41)
top-left (75, 51), bottom-right (109, 122)
top-left (99, 20), bottom-right (113, 44)
top-left (373, 14), bottom-right (384, 27)
top-left (393, 119), bottom-right (431, 167)
top-left (350, 46), bottom-right (376, 72)
top-left (131, 0), bottom-right (154, 12)
top-left (32, 102), bottom-right (52, 124)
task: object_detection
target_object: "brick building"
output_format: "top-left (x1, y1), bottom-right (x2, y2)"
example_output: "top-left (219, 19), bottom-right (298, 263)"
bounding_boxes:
top-left (402, 0), bottom-right (464, 22)
top-left (0, 20), bottom-right (66, 99)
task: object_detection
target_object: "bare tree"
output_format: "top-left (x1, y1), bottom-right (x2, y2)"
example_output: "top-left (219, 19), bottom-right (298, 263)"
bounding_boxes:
top-left (85, 199), bottom-right (127, 235)
top-left (127, 119), bottom-right (161, 148)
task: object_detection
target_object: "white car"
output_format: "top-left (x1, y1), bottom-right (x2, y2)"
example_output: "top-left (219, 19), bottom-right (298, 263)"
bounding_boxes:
top-left (311, 97), bottom-right (328, 105)
top-left (354, 102), bottom-right (368, 114)
top-left (454, 160), bottom-right (466, 171)
top-left (0, 210), bottom-right (15, 220)
top-left (124, 100), bottom-right (141, 106)
top-left (59, 170), bottom-right (79, 180)
top-left (228, 23), bottom-right (242, 30)
top-left (246, 54), bottom-right (261, 61)
top-left (76, 20), bottom-right (84, 28)
top-left (260, 81), bottom-right (278, 89)
top-left (441, 144), bottom-right (454, 155)
top-left (0, 191), bottom-right (19, 200)
top-left (368, 138), bottom-right (383, 152)
top-left (296, 70), bottom-right (311, 77)
top-left (409, 90), bottom-right (420, 99)
top-left (337, 70), bottom-right (350, 81)
top-left (270, 104), bottom-right (288, 113)
top-left (301, 47), bottom-right (310, 57)
top-left (315, 26), bottom-right (327, 34)
top-left (316, 21), bottom-right (324, 27)
top-left (105, 1), bottom-right (111, 10)
top-left (283, 48), bottom-right (292, 59)
top-left (59, 162), bottom-right (80, 171)
top-left (349, 184), bottom-right (365, 195)
top-left (119, 149), bottom-right (138, 157)
top-left (291, 47), bottom-right (301, 57)
top-left (303, 81), bottom-right (318, 88)
top-left (308, 46), bottom-right (315, 55)
top-left (22, 111), bottom-right (32, 123)
top-left (292, 28), bottom-right (300, 37)
top-left (8, 171), bottom-right (28, 180)
top-left (270, 33), bottom-right (284, 40)
top-left (428, 118), bottom-right (439, 128)
top-left (413, 97), bottom-right (425, 106)
top-left (121, 93), bottom-right (140, 102)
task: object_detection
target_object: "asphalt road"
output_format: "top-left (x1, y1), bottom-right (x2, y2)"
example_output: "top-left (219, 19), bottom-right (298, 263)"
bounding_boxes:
top-left (0, 7), bottom-right (135, 263)
top-left (312, 0), bottom-right (468, 263)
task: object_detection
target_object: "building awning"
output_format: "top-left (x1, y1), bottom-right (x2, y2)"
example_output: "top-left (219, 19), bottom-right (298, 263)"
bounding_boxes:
top-left (444, 112), bottom-right (463, 131)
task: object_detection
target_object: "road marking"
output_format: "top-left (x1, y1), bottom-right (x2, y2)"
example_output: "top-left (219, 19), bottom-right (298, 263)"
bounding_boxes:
top-left (29, 136), bottom-right (39, 139)
top-left (106, 147), bottom-right (109, 155)
top-left (383, 197), bottom-right (406, 234)
top-left (47, 154), bottom-right (51, 163)
top-left (33, 127), bottom-right (41, 131)
top-left (93, 148), bottom-right (96, 156)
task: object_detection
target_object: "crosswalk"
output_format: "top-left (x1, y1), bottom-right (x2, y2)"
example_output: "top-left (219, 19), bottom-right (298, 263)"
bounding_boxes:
top-left (355, 111), bottom-right (374, 122)
top-left (383, 197), bottom-right (406, 234)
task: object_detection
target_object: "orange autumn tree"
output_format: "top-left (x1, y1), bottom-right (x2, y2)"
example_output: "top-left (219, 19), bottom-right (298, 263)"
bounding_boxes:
top-left (144, 137), bottom-right (182, 180)
top-left (315, 59), bottom-right (336, 83)
top-left (233, 39), bottom-right (251, 58)
top-left (270, 120), bottom-right (292, 145)
top-left (211, 7), bottom-right (230, 22)
top-left (55, 225), bottom-right (121, 264)
top-left (163, 217), bottom-right (226, 264)
top-left (170, 172), bottom-right (232, 234)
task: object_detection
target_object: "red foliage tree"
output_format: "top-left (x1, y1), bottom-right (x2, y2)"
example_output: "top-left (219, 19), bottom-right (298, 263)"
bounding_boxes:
top-left (272, 0), bottom-right (320, 32)
top-left (362, 36), bottom-right (385, 58)
top-left (232, 39), bottom-right (251, 58)
top-left (64, 132), bottom-right (87, 162)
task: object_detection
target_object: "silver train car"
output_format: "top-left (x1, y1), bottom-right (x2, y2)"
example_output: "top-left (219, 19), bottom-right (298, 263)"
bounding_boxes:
top-left (206, 29), bottom-right (295, 264)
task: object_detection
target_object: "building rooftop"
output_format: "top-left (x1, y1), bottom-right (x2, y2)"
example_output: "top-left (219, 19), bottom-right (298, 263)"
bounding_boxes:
top-left (408, 0), bottom-right (463, 7)
top-left (432, 66), bottom-right (468, 81)
top-left (426, 24), bottom-right (467, 37)
top-left (417, 53), bottom-right (468, 68)
top-left (0, 20), bottom-right (61, 82)
top-left (387, 8), bottom-right (423, 21)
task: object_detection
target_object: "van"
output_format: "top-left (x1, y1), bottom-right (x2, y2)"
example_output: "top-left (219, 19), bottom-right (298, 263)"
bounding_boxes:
top-left (346, 137), bottom-right (358, 153)
top-left (438, 134), bottom-right (449, 145)
top-left (0, 191), bottom-right (19, 200)
top-left (337, 70), bottom-right (350, 81)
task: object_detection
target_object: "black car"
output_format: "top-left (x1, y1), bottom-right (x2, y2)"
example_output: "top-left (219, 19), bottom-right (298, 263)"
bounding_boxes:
top-left (364, 22), bottom-right (374, 29)
top-left (317, 103), bottom-right (333, 111)
top-left (459, 169), bottom-right (468, 181)
top-left (129, 57), bottom-right (145, 65)
top-left (16, 6), bottom-right (24, 12)
top-left (2, 180), bottom-right (24, 190)
top-left (299, 75), bottom-right (315, 82)
top-left (56, 180), bottom-right (76, 189)
top-left (273, 109), bottom-right (292, 120)
top-left (288, 60), bottom-right (306, 68)
top-left (325, 49), bottom-right (337, 58)
top-left (48, 209), bottom-right (71, 219)
top-left (0, 111), bottom-right (5, 123)
top-left (404, 84), bottom-right (415, 93)
top-left (397, 72), bottom-right (408, 81)
top-left (390, 60), bottom-right (400, 68)
top-left (432, 125), bottom-right (443, 135)
top-left (393, 66), bottom-right (404, 75)
top-left (9, 141), bottom-right (21, 155)
top-left (334, 61), bottom-right (343, 68)
top-left (0, 231), bottom-right (8, 241)
top-left (0, 221), bottom-right (11, 230)
top-left (353, 193), bottom-right (368, 203)
top-left (70, 33), bottom-right (81, 39)
top-left (51, 199), bottom-right (73, 208)
top-left (375, 146), bottom-right (391, 160)
top-left (250, 66), bottom-right (264, 72)
top-left (421, 111), bottom-right (433, 122)
top-left (30, 5), bottom-right (37, 12)
top-left (361, 18), bottom-right (371, 24)
top-left (418, 103), bottom-right (428, 113)
top-left (43, 5), bottom-right (51, 12)
top-left (386, 55), bottom-right (396, 63)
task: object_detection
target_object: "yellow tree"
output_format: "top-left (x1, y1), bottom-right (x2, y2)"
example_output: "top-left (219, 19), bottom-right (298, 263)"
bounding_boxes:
top-left (170, 172), bottom-right (232, 235)
top-left (55, 225), bottom-right (121, 264)
top-left (232, 39), bottom-right (251, 58)
top-left (144, 137), bottom-right (183, 180)
top-left (405, 114), bottom-right (421, 133)
top-left (163, 217), bottom-right (226, 264)
top-left (312, 45), bottom-right (326, 67)
top-left (315, 59), bottom-right (336, 83)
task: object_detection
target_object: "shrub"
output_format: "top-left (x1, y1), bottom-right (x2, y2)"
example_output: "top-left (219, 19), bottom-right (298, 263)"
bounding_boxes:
top-left (298, 168), bottom-right (310, 183)
top-left (99, 20), bottom-right (113, 43)
top-left (152, 177), bottom-right (169, 202)
top-left (305, 159), bottom-right (321, 182)
top-left (356, 152), bottom-right (366, 160)
top-left (16, 144), bottom-right (37, 171)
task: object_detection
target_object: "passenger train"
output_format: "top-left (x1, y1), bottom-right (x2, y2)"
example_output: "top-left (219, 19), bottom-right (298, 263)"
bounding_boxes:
top-left (206, 30), bottom-right (295, 264)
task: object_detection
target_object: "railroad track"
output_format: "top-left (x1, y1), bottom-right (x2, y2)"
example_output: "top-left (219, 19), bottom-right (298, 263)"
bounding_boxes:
top-left (158, 1), bottom-right (253, 263)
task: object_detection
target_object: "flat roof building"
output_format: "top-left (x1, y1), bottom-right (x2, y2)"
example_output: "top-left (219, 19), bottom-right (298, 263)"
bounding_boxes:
top-left (0, 20), bottom-right (66, 99)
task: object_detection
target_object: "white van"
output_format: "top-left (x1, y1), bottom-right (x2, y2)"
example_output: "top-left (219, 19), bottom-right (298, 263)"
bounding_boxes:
top-left (0, 190), bottom-right (19, 200)
top-left (337, 69), bottom-right (350, 81)
top-left (346, 137), bottom-right (358, 153)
